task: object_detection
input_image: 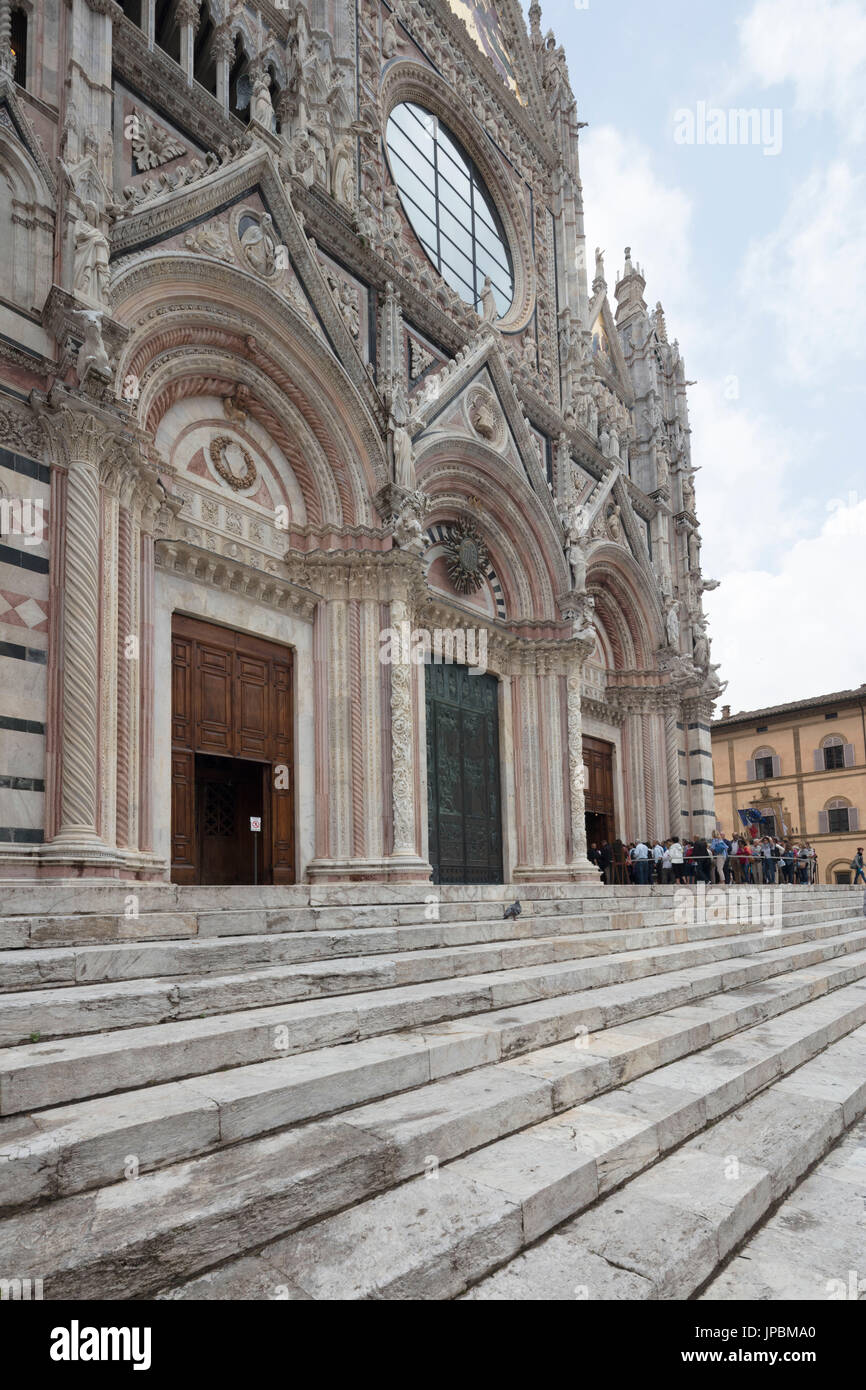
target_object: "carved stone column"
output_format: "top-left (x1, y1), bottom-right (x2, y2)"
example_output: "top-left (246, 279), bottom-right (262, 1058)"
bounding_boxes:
top-left (44, 411), bottom-right (107, 854)
top-left (564, 656), bottom-right (603, 881)
top-left (0, 1), bottom-right (13, 76)
top-left (389, 595), bottom-right (416, 859)
top-left (212, 26), bottom-right (234, 112)
top-left (177, 0), bottom-right (200, 84)
top-left (663, 702), bottom-right (683, 838)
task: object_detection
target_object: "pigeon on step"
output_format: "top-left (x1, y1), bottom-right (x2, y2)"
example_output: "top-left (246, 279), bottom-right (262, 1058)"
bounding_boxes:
top-left (503, 899), bottom-right (522, 920)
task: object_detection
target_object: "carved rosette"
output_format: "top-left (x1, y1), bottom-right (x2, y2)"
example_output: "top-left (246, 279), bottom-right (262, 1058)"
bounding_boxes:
top-left (390, 598), bottom-right (415, 855)
top-left (443, 516), bottom-right (489, 595)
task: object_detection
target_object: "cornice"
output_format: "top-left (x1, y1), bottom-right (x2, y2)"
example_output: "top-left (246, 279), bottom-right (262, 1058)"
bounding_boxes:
top-left (156, 537), bottom-right (319, 620)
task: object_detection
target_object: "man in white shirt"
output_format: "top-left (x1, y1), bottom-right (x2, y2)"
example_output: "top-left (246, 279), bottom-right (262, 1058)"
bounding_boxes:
top-left (652, 840), bottom-right (664, 883)
top-left (632, 839), bottom-right (650, 886)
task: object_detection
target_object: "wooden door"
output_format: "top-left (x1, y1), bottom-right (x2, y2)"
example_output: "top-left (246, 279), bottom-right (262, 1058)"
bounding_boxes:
top-left (583, 736), bottom-right (615, 839)
top-left (170, 615), bottom-right (295, 884)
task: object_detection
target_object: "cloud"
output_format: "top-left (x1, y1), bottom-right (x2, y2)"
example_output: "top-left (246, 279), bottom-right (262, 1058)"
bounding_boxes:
top-left (689, 381), bottom-right (813, 578)
top-left (740, 160), bottom-right (866, 383)
top-left (579, 125), bottom-right (697, 332)
top-left (738, 0), bottom-right (866, 140)
top-left (704, 494), bottom-right (866, 713)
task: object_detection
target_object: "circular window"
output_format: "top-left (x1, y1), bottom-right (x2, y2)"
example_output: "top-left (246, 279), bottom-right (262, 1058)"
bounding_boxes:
top-left (385, 101), bottom-right (514, 317)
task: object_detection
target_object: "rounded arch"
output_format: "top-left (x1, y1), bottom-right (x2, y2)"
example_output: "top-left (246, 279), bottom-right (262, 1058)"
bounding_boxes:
top-left (415, 436), bottom-right (570, 621)
top-left (379, 60), bottom-right (536, 332)
top-left (585, 543), bottom-right (665, 670)
top-left (110, 254), bottom-right (388, 528)
top-left (0, 125), bottom-right (54, 312)
top-left (824, 795), bottom-right (852, 811)
top-left (821, 732), bottom-right (844, 746)
top-left (752, 743), bottom-right (777, 760)
top-left (825, 857), bottom-right (855, 884)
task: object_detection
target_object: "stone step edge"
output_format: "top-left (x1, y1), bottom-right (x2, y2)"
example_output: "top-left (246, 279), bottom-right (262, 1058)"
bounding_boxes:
top-left (461, 1032), bottom-right (866, 1303)
top-left (4, 948), bottom-right (866, 1215)
top-left (2, 916), bottom-right (866, 1053)
top-left (1, 903), bottom-right (859, 990)
top-left (147, 1001), bottom-right (866, 1303)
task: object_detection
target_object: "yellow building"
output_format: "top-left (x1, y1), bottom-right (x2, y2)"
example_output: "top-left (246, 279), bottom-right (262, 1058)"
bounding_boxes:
top-left (712, 685), bottom-right (866, 883)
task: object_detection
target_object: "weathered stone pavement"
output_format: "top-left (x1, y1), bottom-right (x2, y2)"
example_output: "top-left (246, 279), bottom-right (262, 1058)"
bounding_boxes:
top-left (0, 880), bottom-right (862, 1300)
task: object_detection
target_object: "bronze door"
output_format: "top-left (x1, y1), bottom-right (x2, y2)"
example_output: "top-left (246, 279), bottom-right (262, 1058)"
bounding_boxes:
top-left (426, 664), bottom-right (503, 884)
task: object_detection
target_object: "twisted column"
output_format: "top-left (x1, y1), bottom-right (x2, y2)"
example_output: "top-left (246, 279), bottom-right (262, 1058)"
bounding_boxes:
top-left (664, 705), bottom-right (682, 838)
top-left (51, 432), bottom-right (103, 847)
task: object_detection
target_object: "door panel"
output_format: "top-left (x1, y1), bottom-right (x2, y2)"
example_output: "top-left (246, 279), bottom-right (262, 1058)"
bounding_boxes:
top-left (170, 748), bottom-right (196, 881)
top-left (196, 642), bottom-right (233, 754)
top-left (426, 664), bottom-right (502, 884)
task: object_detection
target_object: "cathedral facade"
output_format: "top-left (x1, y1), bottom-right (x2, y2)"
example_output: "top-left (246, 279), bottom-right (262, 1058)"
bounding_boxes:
top-left (0, 0), bottom-right (720, 887)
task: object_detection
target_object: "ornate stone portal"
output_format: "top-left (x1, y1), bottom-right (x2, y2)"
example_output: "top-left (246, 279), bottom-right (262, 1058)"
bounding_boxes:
top-left (0, 0), bottom-right (718, 884)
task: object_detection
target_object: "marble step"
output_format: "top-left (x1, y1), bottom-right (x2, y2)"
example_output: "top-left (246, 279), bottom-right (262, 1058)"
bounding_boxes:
top-left (152, 998), bottom-right (866, 1302)
top-left (4, 947), bottom-right (866, 1212)
top-left (0, 893), bottom-right (675, 949)
top-left (5, 923), bottom-right (866, 1119)
top-left (1, 900), bottom-right (856, 990)
top-left (699, 1112), bottom-right (866, 1300)
top-left (6, 932), bottom-right (866, 1122)
top-left (1, 904), bottom-right (862, 1041)
top-left (465, 1033), bottom-right (866, 1301)
top-left (0, 888), bottom-right (853, 949)
top-left (3, 984), bottom-right (865, 1302)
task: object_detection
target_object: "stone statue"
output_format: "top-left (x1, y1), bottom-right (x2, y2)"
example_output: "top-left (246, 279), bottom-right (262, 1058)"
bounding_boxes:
top-left (665, 599), bottom-right (680, 648)
top-left (594, 246), bottom-right (605, 284)
top-left (240, 214), bottom-right (277, 277)
top-left (607, 504), bottom-right (623, 543)
top-left (382, 15), bottom-right (399, 58)
top-left (251, 71), bottom-right (275, 131)
top-left (73, 202), bottom-right (110, 304)
top-left (479, 275), bottom-right (497, 323)
top-left (574, 594), bottom-right (596, 644)
top-left (76, 310), bottom-right (112, 382)
top-left (389, 387), bottom-right (415, 490)
top-left (693, 619), bottom-right (710, 671)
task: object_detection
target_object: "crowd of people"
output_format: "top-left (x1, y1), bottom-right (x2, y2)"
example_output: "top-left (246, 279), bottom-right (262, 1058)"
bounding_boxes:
top-left (587, 834), bottom-right (823, 886)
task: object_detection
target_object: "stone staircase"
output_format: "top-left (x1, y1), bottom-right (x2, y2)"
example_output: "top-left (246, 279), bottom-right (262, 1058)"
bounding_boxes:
top-left (0, 880), bottom-right (863, 1300)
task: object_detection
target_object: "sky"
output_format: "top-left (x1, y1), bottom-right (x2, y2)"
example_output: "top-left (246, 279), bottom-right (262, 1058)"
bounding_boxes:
top-left (521, 0), bottom-right (866, 715)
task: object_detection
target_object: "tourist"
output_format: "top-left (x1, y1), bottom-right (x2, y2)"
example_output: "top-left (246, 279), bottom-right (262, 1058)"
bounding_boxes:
top-left (710, 832), bottom-right (728, 884)
top-left (652, 838), bottom-right (665, 882)
top-left (669, 836), bottom-right (685, 882)
top-left (851, 848), bottom-right (866, 885)
top-left (632, 836), bottom-right (651, 885)
top-left (661, 840), bottom-right (673, 883)
top-left (693, 835), bottom-right (712, 884)
top-left (612, 838), bottom-right (627, 886)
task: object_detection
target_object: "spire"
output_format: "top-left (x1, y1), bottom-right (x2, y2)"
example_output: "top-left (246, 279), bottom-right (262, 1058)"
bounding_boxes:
top-left (654, 301), bottom-right (668, 343)
top-left (529, 0), bottom-right (542, 43)
top-left (592, 246), bottom-right (606, 296)
top-left (614, 245), bottom-right (647, 324)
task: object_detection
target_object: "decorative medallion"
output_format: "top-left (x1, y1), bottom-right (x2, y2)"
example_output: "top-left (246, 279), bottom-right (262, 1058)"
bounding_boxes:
top-left (209, 436), bottom-right (257, 492)
top-left (466, 386), bottom-right (504, 446)
top-left (444, 516), bottom-right (490, 595)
